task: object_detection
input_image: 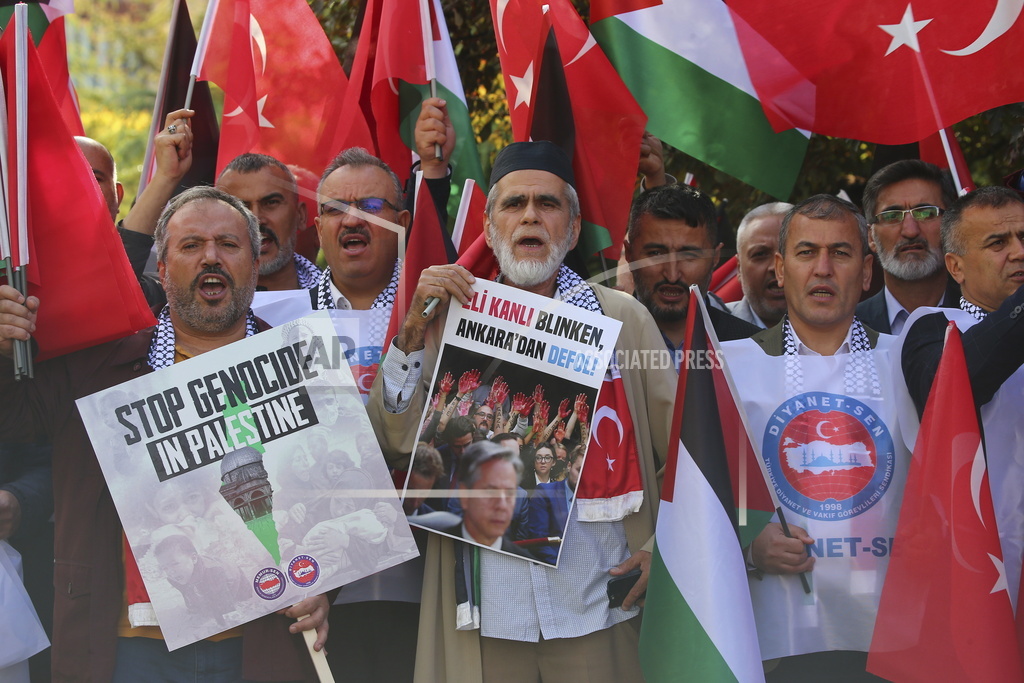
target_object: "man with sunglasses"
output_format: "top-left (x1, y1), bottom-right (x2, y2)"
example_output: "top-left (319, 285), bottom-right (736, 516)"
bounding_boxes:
top-left (857, 160), bottom-right (960, 334)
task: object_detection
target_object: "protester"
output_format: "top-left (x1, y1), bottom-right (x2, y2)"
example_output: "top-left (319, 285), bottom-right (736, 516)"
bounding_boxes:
top-left (901, 186), bottom-right (1024, 615)
top-left (857, 159), bottom-right (959, 334)
top-left (369, 140), bottom-right (674, 683)
top-left (216, 153), bottom-right (320, 291)
top-left (722, 195), bottom-right (909, 681)
top-left (624, 183), bottom-right (759, 371)
top-left (727, 202), bottom-right (792, 329)
top-left (0, 187), bottom-right (328, 681)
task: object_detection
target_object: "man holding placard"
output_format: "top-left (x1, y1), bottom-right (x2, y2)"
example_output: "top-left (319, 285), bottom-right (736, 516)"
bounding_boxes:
top-left (0, 187), bottom-right (328, 682)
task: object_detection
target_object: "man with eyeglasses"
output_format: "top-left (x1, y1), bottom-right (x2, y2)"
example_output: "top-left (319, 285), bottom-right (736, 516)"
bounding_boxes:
top-left (623, 183), bottom-right (758, 371)
top-left (857, 160), bottom-right (960, 334)
top-left (311, 99), bottom-right (454, 313)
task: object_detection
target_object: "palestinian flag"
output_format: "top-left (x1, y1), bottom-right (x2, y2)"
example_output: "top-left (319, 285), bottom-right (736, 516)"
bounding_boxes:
top-left (590, 0), bottom-right (807, 199)
top-left (640, 288), bottom-right (765, 681)
top-left (349, 0), bottom-right (484, 218)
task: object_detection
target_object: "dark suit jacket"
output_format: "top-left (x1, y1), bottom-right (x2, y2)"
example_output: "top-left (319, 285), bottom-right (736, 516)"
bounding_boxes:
top-left (750, 319), bottom-right (880, 357)
top-left (902, 283), bottom-right (1024, 416)
top-left (856, 279), bottom-right (961, 334)
top-left (525, 482), bottom-right (571, 564)
top-left (437, 521), bottom-right (535, 559)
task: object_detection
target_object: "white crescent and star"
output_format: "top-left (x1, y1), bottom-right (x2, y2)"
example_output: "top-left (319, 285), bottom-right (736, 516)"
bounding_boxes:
top-left (815, 420), bottom-right (836, 439)
top-left (592, 406), bottom-right (624, 450)
top-left (879, 2), bottom-right (1022, 57)
top-left (224, 15), bottom-right (274, 128)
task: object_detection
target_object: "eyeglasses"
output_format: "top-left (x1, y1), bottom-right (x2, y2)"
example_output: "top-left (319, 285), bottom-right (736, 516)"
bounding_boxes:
top-left (474, 411), bottom-right (493, 418)
top-left (319, 197), bottom-right (399, 217)
top-left (871, 206), bottom-right (943, 225)
top-left (536, 456), bottom-right (555, 463)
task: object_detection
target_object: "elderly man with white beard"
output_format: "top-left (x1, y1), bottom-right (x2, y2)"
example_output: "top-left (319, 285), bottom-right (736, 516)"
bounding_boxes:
top-left (368, 141), bottom-right (674, 683)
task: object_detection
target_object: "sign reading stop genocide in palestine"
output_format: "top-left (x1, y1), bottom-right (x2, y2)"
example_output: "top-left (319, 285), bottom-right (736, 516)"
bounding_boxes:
top-left (76, 312), bottom-right (417, 650)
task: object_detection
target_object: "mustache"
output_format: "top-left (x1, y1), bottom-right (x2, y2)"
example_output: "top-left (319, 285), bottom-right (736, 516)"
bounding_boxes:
top-left (190, 265), bottom-right (235, 290)
top-left (259, 226), bottom-right (280, 248)
top-left (340, 226), bottom-right (371, 242)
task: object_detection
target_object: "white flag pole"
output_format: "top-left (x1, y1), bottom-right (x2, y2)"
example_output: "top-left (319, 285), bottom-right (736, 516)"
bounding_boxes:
top-left (13, 2), bottom-right (32, 378)
top-left (185, 0), bottom-right (220, 110)
top-left (418, 0), bottom-right (442, 160)
top-left (937, 128), bottom-right (967, 196)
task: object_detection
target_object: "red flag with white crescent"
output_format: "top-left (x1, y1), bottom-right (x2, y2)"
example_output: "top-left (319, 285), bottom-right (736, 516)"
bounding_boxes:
top-left (575, 361), bottom-right (644, 520)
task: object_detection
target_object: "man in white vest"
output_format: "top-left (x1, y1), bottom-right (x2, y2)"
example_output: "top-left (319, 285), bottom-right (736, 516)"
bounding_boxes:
top-left (723, 194), bottom-right (910, 681)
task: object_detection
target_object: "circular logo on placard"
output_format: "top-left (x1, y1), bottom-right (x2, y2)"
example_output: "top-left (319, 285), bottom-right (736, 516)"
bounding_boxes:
top-left (253, 567), bottom-right (286, 600)
top-left (287, 555), bottom-right (320, 587)
top-left (762, 392), bottom-right (894, 520)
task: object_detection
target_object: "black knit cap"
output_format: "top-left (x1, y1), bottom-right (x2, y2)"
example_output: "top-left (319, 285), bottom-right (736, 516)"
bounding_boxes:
top-left (489, 141), bottom-right (575, 189)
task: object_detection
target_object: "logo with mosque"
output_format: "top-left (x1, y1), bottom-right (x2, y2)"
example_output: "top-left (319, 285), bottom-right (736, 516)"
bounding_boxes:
top-left (762, 392), bottom-right (895, 520)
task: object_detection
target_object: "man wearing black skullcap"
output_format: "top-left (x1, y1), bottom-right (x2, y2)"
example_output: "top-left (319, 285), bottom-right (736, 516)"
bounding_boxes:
top-left (369, 141), bottom-right (674, 682)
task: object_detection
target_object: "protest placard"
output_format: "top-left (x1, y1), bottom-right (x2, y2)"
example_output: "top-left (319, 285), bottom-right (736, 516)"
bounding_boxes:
top-left (252, 290), bottom-right (390, 404)
top-left (76, 312), bottom-right (416, 650)
top-left (407, 279), bottom-right (621, 566)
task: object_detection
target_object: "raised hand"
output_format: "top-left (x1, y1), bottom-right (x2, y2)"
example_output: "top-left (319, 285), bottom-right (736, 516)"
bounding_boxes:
top-left (575, 393), bottom-right (589, 425)
top-left (558, 398), bottom-right (571, 420)
top-left (458, 369), bottom-right (481, 395)
top-left (511, 392), bottom-right (534, 415)
top-left (532, 384), bottom-right (545, 405)
top-left (488, 377), bottom-right (509, 407)
top-left (554, 422), bottom-right (566, 442)
top-left (438, 371), bottom-right (454, 395)
top-left (535, 400), bottom-right (550, 426)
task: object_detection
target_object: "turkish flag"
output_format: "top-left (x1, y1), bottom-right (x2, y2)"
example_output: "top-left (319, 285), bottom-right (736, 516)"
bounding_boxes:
top-left (490, 0), bottom-right (646, 260)
top-left (710, 255), bottom-right (744, 303)
top-left (574, 361), bottom-right (644, 516)
top-left (384, 174), bottom-right (454, 346)
top-left (197, 0), bottom-right (371, 178)
top-left (0, 25), bottom-right (155, 359)
top-left (727, 0), bottom-right (1024, 144)
top-left (452, 178), bottom-right (486, 256)
top-left (867, 323), bottom-right (1023, 681)
top-left (347, 0), bottom-right (426, 186)
top-left (455, 232), bottom-right (499, 281)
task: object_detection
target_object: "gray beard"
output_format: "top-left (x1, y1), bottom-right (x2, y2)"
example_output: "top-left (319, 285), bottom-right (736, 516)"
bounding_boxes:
top-left (489, 226), bottom-right (574, 288)
top-left (876, 243), bottom-right (944, 281)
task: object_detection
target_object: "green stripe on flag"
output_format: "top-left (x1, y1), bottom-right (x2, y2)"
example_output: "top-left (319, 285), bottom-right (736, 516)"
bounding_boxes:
top-left (591, 18), bottom-right (806, 199)
top-left (640, 541), bottom-right (739, 682)
top-left (398, 81), bottom-right (485, 225)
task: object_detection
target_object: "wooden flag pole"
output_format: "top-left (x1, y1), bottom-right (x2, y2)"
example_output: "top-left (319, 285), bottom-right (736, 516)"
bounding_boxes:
top-left (296, 614), bottom-right (335, 683)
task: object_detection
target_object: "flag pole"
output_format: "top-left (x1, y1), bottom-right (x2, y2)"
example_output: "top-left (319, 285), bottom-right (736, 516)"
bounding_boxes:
top-left (185, 0), bottom-right (219, 111)
top-left (937, 128), bottom-right (966, 196)
top-left (419, 0), bottom-right (442, 160)
top-left (140, 0), bottom-right (183, 195)
top-left (12, 3), bottom-right (32, 379)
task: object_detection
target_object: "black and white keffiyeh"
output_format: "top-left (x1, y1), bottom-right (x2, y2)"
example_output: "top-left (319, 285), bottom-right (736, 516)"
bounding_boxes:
top-left (960, 296), bottom-right (987, 322)
top-left (313, 258), bottom-right (401, 311)
top-left (783, 315), bottom-right (881, 397)
top-left (293, 253), bottom-right (321, 290)
top-left (147, 306), bottom-right (259, 370)
top-left (554, 265), bottom-right (602, 313)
